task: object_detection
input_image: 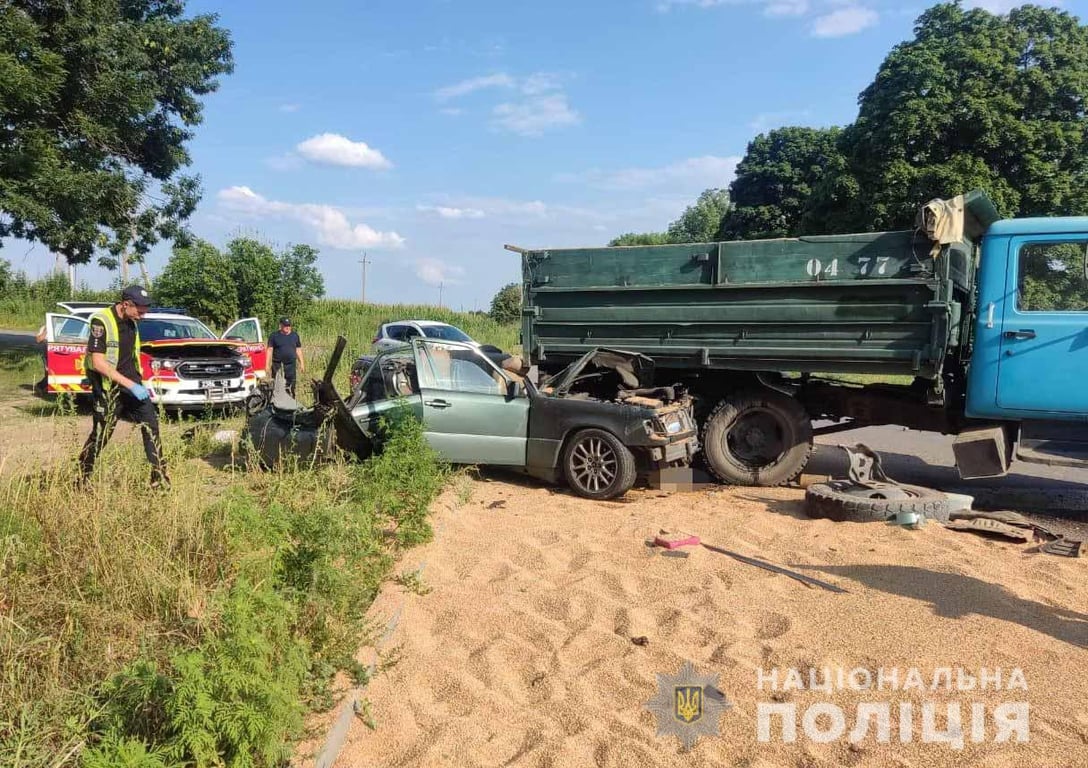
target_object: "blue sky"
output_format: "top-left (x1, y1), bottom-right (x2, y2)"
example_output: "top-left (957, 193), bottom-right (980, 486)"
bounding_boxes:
top-left (11, 0), bottom-right (1088, 311)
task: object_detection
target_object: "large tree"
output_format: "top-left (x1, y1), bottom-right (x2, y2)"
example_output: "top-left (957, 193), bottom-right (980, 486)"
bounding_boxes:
top-left (608, 232), bottom-right (670, 246)
top-left (0, 1), bottom-right (233, 265)
top-left (154, 238), bottom-right (325, 327)
top-left (666, 188), bottom-right (732, 243)
top-left (721, 126), bottom-right (844, 240)
top-left (808, 2), bottom-right (1088, 232)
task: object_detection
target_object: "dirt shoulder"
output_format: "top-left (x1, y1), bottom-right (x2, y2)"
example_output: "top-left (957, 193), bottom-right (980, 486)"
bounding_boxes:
top-left (309, 475), bottom-right (1087, 768)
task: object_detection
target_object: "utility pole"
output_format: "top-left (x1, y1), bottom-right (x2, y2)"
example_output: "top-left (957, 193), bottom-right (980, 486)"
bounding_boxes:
top-left (358, 252), bottom-right (370, 303)
top-left (438, 281), bottom-right (444, 307)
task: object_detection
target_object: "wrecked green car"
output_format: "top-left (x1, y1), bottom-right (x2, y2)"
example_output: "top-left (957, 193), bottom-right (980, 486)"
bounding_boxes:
top-left (244, 336), bottom-right (698, 499)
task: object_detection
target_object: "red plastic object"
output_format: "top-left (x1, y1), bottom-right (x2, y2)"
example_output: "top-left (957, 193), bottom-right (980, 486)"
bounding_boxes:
top-left (653, 533), bottom-right (701, 550)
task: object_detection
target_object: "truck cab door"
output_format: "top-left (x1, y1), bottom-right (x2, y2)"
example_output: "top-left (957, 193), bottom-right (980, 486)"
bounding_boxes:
top-left (45, 313), bottom-right (91, 393)
top-left (222, 317), bottom-right (267, 378)
top-left (414, 340), bottom-right (529, 466)
top-left (995, 236), bottom-right (1088, 415)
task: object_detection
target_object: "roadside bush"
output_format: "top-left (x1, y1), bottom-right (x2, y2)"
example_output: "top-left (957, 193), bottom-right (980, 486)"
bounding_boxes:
top-left (0, 407), bottom-right (447, 767)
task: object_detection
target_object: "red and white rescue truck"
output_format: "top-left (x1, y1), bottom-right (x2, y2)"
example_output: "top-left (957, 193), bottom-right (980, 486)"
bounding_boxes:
top-left (44, 302), bottom-right (268, 410)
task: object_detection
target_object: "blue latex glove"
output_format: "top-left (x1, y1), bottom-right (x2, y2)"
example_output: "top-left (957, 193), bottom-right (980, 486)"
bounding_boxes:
top-left (128, 383), bottom-right (150, 401)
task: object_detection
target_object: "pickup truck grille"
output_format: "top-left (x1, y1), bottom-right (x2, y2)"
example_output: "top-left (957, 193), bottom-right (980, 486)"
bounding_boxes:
top-left (175, 361), bottom-right (244, 380)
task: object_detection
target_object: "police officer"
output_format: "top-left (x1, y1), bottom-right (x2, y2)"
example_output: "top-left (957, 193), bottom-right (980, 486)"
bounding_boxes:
top-left (78, 285), bottom-right (169, 489)
top-left (266, 317), bottom-right (305, 397)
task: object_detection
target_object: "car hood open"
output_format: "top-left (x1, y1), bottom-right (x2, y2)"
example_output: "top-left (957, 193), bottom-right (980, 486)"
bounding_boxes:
top-left (542, 348), bottom-right (655, 396)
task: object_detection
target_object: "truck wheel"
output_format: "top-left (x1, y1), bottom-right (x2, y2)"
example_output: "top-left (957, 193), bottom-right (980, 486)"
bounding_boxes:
top-left (702, 391), bottom-right (813, 486)
top-left (562, 428), bottom-right (637, 500)
top-left (805, 481), bottom-right (954, 523)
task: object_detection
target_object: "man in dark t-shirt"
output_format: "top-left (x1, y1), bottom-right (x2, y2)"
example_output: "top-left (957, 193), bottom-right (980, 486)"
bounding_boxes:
top-left (77, 285), bottom-right (169, 489)
top-left (266, 317), bottom-right (305, 396)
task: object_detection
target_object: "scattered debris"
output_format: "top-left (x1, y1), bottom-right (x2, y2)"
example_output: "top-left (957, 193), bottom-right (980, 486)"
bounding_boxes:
top-left (804, 444), bottom-right (954, 523)
top-left (945, 517), bottom-right (1032, 542)
top-left (940, 508), bottom-right (1083, 557)
top-left (631, 636), bottom-right (650, 646)
top-left (1040, 538), bottom-right (1084, 558)
top-left (487, 500), bottom-right (506, 509)
top-left (654, 531), bottom-right (700, 549)
top-left (649, 528), bottom-right (848, 593)
top-left (700, 542), bottom-right (849, 594)
top-left (530, 673), bottom-right (546, 686)
top-left (660, 550), bottom-right (690, 559)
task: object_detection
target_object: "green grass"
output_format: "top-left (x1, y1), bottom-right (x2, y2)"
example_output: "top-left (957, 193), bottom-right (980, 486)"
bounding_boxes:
top-left (0, 404), bottom-right (448, 766)
top-left (296, 299), bottom-right (520, 356)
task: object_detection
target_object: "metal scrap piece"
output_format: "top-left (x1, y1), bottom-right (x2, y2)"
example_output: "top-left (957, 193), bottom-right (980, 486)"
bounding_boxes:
top-left (1040, 538), bottom-right (1084, 558)
top-left (944, 517), bottom-right (1031, 542)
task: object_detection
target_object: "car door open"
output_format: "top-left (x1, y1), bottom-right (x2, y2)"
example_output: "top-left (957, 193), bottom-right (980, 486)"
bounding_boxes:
top-left (45, 313), bottom-right (91, 393)
top-left (222, 317), bottom-right (267, 378)
top-left (414, 340), bottom-right (529, 466)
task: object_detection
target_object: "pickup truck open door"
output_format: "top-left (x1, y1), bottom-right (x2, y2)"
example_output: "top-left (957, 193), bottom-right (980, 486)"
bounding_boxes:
top-left (222, 317), bottom-right (267, 379)
top-left (45, 313), bottom-right (91, 393)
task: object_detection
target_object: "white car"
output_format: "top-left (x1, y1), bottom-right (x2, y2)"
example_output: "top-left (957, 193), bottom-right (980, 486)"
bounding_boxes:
top-left (371, 320), bottom-right (478, 353)
top-left (44, 302), bottom-right (268, 410)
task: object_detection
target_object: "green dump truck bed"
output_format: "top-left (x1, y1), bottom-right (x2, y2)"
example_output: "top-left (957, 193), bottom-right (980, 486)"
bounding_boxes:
top-left (517, 229), bottom-right (978, 379)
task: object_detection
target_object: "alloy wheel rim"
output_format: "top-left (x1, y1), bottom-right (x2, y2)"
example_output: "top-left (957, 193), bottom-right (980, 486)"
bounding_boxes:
top-left (571, 437), bottom-right (618, 493)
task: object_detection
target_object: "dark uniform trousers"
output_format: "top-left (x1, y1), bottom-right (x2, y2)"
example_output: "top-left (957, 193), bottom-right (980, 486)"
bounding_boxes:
top-left (78, 386), bottom-right (167, 482)
top-left (271, 360), bottom-right (297, 397)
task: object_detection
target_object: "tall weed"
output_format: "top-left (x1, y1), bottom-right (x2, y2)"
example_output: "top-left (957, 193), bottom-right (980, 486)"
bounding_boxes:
top-left (0, 406), bottom-right (447, 767)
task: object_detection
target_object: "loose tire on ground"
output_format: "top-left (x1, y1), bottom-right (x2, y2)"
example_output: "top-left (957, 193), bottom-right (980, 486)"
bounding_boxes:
top-left (804, 481), bottom-right (955, 523)
top-left (701, 390), bottom-right (813, 486)
top-left (561, 428), bottom-right (637, 500)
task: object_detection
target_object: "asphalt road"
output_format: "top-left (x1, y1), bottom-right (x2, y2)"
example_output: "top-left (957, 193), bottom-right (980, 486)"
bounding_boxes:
top-left (0, 329), bottom-right (36, 348)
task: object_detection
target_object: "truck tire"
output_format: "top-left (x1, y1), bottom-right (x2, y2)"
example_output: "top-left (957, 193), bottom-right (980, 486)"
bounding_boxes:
top-left (562, 428), bottom-right (637, 500)
top-left (701, 390), bottom-right (813, 486)
top-left (804, 481), bottom-right (954, 523)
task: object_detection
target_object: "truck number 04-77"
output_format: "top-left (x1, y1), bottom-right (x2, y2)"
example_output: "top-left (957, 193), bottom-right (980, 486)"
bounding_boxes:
top-left (805, 257), bottom-right (889, 277)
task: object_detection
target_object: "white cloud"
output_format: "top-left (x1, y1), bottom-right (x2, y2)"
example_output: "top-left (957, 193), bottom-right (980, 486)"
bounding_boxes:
top-left (436, 71), bottom-right (580, 136)
top-left (765, 0), bottom-right (809, 15)
top-left (279, 103), bottom-right (301, 113)
top-left (434, 73), bottom-right (515, 102)
top-left (811, 6), bottom-right (878, 36)
top-left (414, 257), bottom-right (465, 286)
top-left (440, 107), bottom-right (465, 116)
top-left (556, 155), bottom-right (740, 191)
top-left (416, 205), bottom-right (486, 220)
top-left (492, 94), bottom-right (580, 136)
top-left (217, 186), bottom-right (404, 250)
top-left (265, 154), bottom-right (303, 172)
top-left (295, 133), bottom-right (393, 170)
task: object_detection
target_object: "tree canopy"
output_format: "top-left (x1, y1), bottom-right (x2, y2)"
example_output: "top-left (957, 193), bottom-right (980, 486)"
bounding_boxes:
top-left (154, 238), bottom-right (325, 328)
top-left (666, 188), bottom-right (733, 243)
top-left (0, 1), bottom-right (234, 265)
top-left (720, 127), bottom-right (843, 240)
top-left (488, 282), bottom-right (522, 324)
top-left (652, 2), bottom-right (1088, 245)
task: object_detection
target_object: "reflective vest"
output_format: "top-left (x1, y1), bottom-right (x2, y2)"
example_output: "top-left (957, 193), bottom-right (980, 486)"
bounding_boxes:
top-left (85, 307), bottom-right (141, 390)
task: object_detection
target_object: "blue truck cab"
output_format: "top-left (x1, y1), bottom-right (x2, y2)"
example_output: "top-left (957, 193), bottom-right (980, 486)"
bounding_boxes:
top-left (965, 216), bottom-right (1088, 469)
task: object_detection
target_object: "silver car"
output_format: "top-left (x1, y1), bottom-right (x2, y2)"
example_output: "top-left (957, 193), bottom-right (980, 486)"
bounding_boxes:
top-left (371, 320), bottom-right (478, 353)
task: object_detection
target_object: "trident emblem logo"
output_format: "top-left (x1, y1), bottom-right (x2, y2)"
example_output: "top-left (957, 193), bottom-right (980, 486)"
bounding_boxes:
top-left (646, 661), bottom-right (731, 750)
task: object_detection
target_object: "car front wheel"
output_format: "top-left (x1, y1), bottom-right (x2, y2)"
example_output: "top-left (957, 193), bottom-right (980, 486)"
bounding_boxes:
top-left (561, 428), bottom-right (636, 500)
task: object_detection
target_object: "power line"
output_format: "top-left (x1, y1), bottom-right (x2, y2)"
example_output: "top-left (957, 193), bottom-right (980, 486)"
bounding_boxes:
top-left (358, 252), bottom-right (370, 303)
